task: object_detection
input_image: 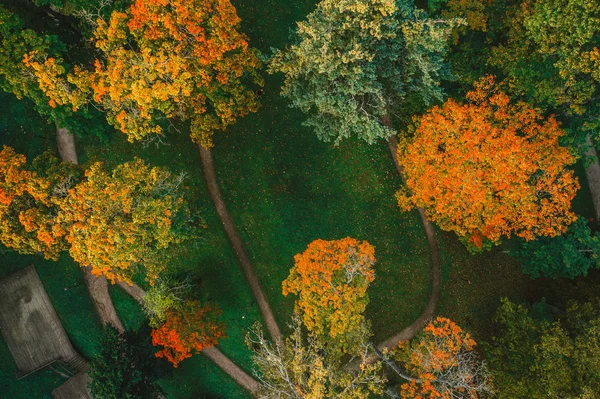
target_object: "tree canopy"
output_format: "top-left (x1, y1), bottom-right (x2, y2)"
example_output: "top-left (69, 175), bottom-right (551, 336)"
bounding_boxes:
top-left (515, 216), bottom-right (600, 279)
top-left (27, 0), bottom-right (262, 147)
top-left (394, 317), bottom-right (492, 399)
top-left (397, 77), bottom-right (579, 250)
top-left (88, 326), bottom-right (167, 399)
top-left (269, 0), bottom-right (459, 144)
top-left (282, 237), bottom-right (375, 353)
top-left (248, 315), bottom-right (385, 399)
top-left (487, 298), bottom-right (600, 398)
top-left (0, 5), bottom-right (108, 137)
top-left (151, 299), bottom-right (225, 367)
top-left (0, 146), bottom-right (194, 284)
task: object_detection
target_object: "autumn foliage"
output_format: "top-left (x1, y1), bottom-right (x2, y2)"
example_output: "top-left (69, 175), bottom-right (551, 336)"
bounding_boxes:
top-left (25, 0), bottom-right (261, 147)
top-left (395, 317), bottom-right (492, 398)
top-left (0, 147), bottom-right (191, 284)
top-left (396, 77), bottom-right (579, 250)
top-left (0, 146), bottom-right (66, 259)
top-left (56, 159), bottom-right (188, 284)
top-left (151, 300), bottom-right (225, 367)
top-left (282, 237), bottom-right (375, 352)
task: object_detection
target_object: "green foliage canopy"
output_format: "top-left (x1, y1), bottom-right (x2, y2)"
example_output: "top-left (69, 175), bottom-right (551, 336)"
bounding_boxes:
top-left (88, 326), bottom-right (167, 399)
top-left (515, 217), bottom-right (600, 279)
top-left (269, 0), bottom-right (459, 144)
top-left (487, 298), bottom-right (600, 398)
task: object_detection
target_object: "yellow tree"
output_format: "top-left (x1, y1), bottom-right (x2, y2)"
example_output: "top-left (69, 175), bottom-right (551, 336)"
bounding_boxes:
top-left (282, 237), bottom-right (375, 354)
top-left (57, 159), bottom-right (189, 284)
top-left (397, 77), bottom-right (579, 251)
top-left (26, 0), bottom-right (261, 147)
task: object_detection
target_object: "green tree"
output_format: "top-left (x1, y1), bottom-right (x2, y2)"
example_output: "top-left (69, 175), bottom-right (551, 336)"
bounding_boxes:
top-left (486, 298), bottom-right (600, 398)
top-left (269, 0), bottom-right (459, 144)
top-left (88, 326), bottom-right (167, 399)
top-left (515, 217), bottom-right (600, 279)
top-left (489, 0), bottom-right (600, 125)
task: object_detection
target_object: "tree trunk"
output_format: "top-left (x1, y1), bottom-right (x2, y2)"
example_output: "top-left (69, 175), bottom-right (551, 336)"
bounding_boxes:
top-left (56, 126), bottom-right (124, 333)
top-left (56, 127), bottom-right (78, 165)
top-left (584, 134), bottom-right (600, 225)
top-left (197, 144), bottom-right (282, 344)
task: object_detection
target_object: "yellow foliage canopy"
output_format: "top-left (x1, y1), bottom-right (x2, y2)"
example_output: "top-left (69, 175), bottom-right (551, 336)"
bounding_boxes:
top-left (57, 159), bottom-right (186, 284)
top-left (24, 0), bottom-right (261, 147)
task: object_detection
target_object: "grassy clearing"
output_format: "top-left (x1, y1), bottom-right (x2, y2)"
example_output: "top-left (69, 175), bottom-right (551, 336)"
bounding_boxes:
top-left (1, 0), bottom-right (594, 397)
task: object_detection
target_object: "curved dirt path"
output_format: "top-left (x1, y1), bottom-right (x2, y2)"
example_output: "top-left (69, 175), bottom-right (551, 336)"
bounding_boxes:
top-left (56, 127), bottom-right (124, 333)
top-left (117, 281), bottom-right (260, 393)
top-left (376, 135), bottom-right (442, 352)
top-left (198, 144), bottom-right (282, 343)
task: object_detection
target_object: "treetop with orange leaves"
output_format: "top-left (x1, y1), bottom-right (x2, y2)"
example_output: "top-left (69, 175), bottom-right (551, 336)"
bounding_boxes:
top-left (25, 0), bottom-right (262, 147)
top-left (396, 76), bottom-right (579, 251)
top-left (151, 300), bottom-right (225, 367)
top-left (395, 317), bottom-right (492, 399)
top-left (282, 237), bottom-right (375, 353)
top-left (0, 146), bottom-right (68, 260)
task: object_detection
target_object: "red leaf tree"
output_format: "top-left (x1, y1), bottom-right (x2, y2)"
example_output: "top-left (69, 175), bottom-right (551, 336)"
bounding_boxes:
top-left (151, 300), bottom-right (225, 367)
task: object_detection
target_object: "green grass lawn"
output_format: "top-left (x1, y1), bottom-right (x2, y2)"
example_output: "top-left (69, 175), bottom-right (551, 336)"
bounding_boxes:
top-left (0, 0), bottom-right (596, 397)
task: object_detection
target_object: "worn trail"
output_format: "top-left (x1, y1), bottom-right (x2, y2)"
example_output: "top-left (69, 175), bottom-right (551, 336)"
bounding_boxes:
top-left (198, 144), bottom-right (282, 343)
top-left (56, 127), bottom-right (124, 333)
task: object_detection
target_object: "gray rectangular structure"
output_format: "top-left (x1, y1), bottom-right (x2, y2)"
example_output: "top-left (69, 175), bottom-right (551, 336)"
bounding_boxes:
top-left (0, 265), bottom-right (77, 377)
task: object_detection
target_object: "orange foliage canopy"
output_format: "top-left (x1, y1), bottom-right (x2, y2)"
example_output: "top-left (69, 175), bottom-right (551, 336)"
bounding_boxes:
top-left (151, 300), bottom-right (225, 367)
top-left (0, 146), bottom-right (66, 259)
top-left (395, 317), bottom-right (489, 399)
top-left (282, 237), bottom-right (375, 351)
top-left (25, 0), bottom-right (261, 147)
top-left (397, 77), bottom-right (579, 250)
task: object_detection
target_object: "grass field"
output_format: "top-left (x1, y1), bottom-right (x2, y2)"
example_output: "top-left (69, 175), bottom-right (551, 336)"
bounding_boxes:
top-left (0, 0), bottom-right (596, 397)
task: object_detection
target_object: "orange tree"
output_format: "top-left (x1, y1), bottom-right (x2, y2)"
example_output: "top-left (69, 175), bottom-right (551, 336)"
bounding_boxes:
top-left (394, 317), bottom-right (492, 399)
top-left (26, 0), bottom-right (261, 147)
top-left (282, 237), bottom-right (376, 354)
top-left (56, 158), bottom-right (191, 284)
top-left (0, 5), bottom-right (108, 138)
top-left (396, 77), bottom-right (579, 251)
top-left (0, 146), bottom-right (66, 259)
top-left (151, 299), bottom-right (225, 367)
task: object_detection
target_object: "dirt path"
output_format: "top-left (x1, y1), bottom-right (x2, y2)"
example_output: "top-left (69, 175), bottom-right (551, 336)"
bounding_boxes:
top-left (584, 134), bottom-right (600, 225)
top-left (198, 144), bottom-right (282, 343)
top-left (375, 135), bottom-right (442, 351)
top-left (203, 347), bottom-right (260, 393)
top-left (56, 127), bottom-right (124, 333)
top-left (117, 281), bottom-right (260, 393)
